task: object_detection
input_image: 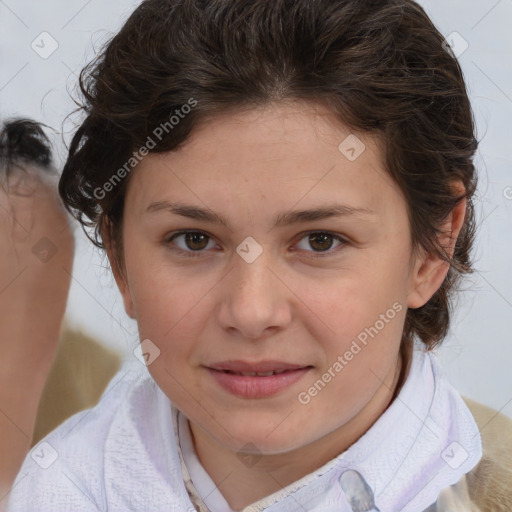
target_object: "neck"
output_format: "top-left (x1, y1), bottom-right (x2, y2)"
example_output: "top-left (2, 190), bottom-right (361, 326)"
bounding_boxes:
top-left (188, 346), bottom-right (412, 511)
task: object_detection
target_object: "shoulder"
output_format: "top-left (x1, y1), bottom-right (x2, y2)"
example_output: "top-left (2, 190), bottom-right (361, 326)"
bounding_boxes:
top-left (6, 362), bottom-right (149, 512)
top-left (462, 396), bottom-right (512, 511)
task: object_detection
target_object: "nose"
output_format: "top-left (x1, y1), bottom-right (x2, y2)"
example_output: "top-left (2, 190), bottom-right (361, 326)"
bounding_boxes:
top-left (217, 248), bottom-right (292, 340)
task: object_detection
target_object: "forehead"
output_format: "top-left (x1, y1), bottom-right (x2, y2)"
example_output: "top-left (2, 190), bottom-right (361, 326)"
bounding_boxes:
top-left (126, 102), bottom-right (404, 224)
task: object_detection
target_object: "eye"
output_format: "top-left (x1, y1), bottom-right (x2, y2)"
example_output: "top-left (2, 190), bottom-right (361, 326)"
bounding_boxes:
top-left (165, 230), bottom-right (217, 257)
top-left (164, 230), bottom-right (347, 258)
top-left (294, 231), bottom-right (347, 257)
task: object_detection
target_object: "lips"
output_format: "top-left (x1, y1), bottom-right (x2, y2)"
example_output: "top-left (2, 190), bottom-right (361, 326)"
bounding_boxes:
top-left (221, 369), bottom-right (290, 377)
top-left (206, 360), bottom-right (312, 398)
top-left (209, 360), bottom-right (307, 373)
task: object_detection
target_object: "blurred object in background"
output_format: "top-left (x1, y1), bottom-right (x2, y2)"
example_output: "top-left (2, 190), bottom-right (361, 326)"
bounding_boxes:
top-left (32, 320), bottom-right (122, 446)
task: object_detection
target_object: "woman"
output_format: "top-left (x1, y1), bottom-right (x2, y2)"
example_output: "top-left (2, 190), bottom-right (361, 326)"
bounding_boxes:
top-left (6, 1), bottom-right (512, 510)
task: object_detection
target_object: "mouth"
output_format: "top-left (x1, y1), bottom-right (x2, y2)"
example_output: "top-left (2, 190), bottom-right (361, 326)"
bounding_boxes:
top-left (205, 360), bottom-right (313, 398)
top-left (217, 369), bottom-right (293, 377)
top-left (208, 360), bottom-right (309, 373)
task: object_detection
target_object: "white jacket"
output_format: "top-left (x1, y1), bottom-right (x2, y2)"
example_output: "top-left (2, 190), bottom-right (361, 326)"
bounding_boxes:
top-left (6, 348), bottom-right (483, 512)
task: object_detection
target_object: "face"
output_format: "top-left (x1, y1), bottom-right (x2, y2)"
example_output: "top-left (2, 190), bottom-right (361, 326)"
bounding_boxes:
top-left (113, 101), bottom-right (433, 456)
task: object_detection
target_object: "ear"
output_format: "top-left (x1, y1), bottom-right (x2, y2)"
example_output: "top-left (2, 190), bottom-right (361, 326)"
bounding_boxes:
top-left (102, 218), bottom-right (136, 319)
top-left (407, 181), bottom-right (467, 309)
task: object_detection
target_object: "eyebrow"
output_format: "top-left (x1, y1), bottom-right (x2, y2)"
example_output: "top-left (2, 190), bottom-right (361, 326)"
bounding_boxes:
top-left (145, 200), bottom-right (376, 229)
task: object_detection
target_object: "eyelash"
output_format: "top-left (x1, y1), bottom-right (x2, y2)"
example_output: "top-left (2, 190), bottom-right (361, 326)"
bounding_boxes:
top-left (164, 230), bottom-right (348, 259)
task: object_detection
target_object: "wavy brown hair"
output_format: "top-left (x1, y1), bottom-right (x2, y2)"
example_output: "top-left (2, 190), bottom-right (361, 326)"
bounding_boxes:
top-left (59, 0), bottom-right (479, 351)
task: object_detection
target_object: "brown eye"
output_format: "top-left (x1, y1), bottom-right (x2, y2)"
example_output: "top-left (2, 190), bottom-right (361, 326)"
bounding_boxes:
top-left (183, 232), bottom-right (210, 250)
top-left (295, 231), bottom-right (346, 256)
top-left (166, 230), bottom-right (216, 256)
top-left (308, 233), bottom-right (334, 251)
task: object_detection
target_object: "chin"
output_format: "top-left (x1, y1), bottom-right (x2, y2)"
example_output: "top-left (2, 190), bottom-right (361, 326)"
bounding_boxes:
top-left (210, 418), bottom-right (309, 454)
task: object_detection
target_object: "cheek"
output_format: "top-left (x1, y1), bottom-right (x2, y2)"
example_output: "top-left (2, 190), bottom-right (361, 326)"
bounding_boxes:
top-left (130, 267), bottom-right (209, 403)
top-left (305, 268), bottom-right (406, 385)
top-left (124, 241), bottom-right (206, 330)
top-left (300, 299), bottom-right (405, 430)
top-left (133, 280), bottom-right (207, 348)
top-left (311, 266), bottom-right (405, 339)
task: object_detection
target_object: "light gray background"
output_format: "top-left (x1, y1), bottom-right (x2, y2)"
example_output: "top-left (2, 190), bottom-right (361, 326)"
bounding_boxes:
top-left (1, 0), bottom-right (511, 418)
